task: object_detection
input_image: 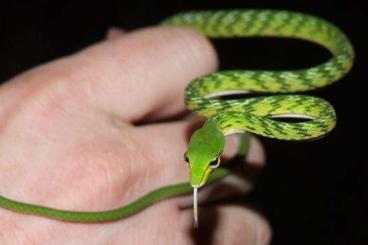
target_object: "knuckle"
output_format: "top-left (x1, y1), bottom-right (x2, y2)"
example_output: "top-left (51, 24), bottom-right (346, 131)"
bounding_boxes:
top-left (162, 26), bottom-right (218, 74)
top-left (138, 25), bottom-right (218, 75)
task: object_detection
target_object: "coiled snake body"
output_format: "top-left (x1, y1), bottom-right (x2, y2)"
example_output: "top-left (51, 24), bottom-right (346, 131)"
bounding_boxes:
top-left (0, 10), bottom-right (354, 224)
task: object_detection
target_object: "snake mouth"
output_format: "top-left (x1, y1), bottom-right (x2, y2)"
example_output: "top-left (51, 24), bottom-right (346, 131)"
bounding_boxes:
top-left (190, 166), bottom-right (213, 188)
top-left (190, 180), bottom-right (205, 188)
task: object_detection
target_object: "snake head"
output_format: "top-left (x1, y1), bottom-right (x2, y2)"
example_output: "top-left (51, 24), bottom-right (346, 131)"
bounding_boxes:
top-left (184, 120), bottom-right (225, 188)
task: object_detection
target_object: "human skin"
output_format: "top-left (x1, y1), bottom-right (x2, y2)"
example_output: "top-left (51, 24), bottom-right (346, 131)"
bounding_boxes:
top-left (0, 26), bottom-right (271, 244)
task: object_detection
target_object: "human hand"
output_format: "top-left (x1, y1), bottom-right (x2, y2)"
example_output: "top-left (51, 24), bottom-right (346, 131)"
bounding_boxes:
top-left (0, 26), bottom-right (270, 244)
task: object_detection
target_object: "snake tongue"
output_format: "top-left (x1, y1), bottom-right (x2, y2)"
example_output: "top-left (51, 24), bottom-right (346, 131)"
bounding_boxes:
top-left (193, 187), bottom-right (199, 228)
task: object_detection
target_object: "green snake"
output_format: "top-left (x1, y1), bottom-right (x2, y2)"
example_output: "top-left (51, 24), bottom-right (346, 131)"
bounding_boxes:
top-left (0, 10), bottom-right (354, 225)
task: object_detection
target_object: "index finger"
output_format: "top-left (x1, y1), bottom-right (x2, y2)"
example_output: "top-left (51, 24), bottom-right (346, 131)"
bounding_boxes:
top-left (6, 26), bottom-right (217, 123)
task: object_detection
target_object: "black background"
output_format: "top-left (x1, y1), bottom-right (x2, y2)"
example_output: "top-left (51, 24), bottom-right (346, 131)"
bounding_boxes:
top-left (0, 1), bottom-right (366, 244)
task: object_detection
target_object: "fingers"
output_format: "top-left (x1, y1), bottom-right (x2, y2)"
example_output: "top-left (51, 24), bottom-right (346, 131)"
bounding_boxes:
top-left (181, 205), bottom-right (271, 244)
top-left (135, 118), bottom-right (265, 194)
top-left (196, 137), bottom-right (265, 203)
top-left (7, 25), bottom-right (217, 123)
top-left (136, 118), bottom-right (243, 186)
top-left (246, 137), bottom-right (265, 167)
top-left (80, 26), bottom-right (217, 122)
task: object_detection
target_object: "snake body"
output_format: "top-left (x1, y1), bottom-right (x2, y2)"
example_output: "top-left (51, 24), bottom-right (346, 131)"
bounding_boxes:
top-left (0, 10), bottom-right (353, 222)
top-left (163, 10), bottom-right (353, 140)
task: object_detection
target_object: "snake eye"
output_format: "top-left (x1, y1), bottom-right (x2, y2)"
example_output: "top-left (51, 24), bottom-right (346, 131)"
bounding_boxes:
top-left (209, 156), bottom-right (220, 169)
top-left (184, 152), bottom-right (190, 164)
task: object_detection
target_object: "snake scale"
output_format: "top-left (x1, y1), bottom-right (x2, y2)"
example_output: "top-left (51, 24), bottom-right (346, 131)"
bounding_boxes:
top-left (0, 10), bottom-right (354, 223)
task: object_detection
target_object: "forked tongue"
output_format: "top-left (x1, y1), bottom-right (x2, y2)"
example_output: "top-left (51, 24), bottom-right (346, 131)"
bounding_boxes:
top-left (193, 187), bottom-right (198, 228)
